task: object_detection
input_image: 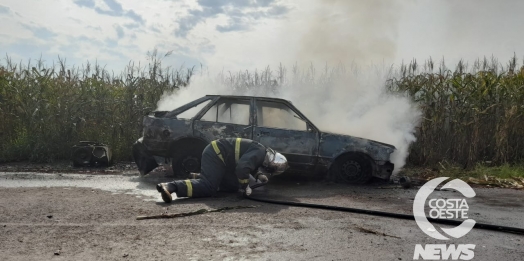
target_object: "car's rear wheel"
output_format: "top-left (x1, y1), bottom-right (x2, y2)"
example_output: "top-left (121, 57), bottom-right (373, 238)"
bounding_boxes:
top-left (171, 143), bottom-right (206, 178)
top-left (329, 153), bottom-right (373, 184)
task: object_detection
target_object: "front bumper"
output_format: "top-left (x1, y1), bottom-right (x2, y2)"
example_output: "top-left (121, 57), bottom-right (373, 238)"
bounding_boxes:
top-left (373, 161), bottom-right (395, 180)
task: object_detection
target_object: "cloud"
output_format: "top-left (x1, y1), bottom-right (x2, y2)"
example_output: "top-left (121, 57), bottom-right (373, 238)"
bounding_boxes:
top-left (175, 0), bottom-right (289, 37)
top-left (73, 0), bottom-right (95, 9)
top-left (125, 10), bottom-right (144, 24)
top-left (74, 0), bottom-right (144, 24)
top-left (216, 17), bottom-right (249, 32)
top-left (114, 24), bottom-right (124, 39)
top-left (52, 35), bottom-right (129, 66)
top-left (166, 52), bottom-right (203, 68)
top-left (267, 5), bottom-right (288, 16)
top-left (57, 35), bottom-right (102, 55)
top-left (105, 38), bottom-right (118, 48)
top-left (94, 0), bottom-right (123, 16)
top-left (0, 5), bottom-right (11, 15)
top-left (22, 23), bottom-right (56, 40)
top-left (176, 14), bottom-right (204, 37)
top-left (68, 17), bottom-right (82, 24)
top-left (197, 39), bottom-right (215, 54)
top-left (124, 23), bottom-right (140, 30)
top-left (149, 25), bottom-right (161, 33)
top-left (86, 24), bottom-right (103, 31)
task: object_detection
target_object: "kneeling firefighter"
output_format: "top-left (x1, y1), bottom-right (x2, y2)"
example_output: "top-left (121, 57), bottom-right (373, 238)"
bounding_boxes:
top-left (156, 138), bottom-right (288, 203)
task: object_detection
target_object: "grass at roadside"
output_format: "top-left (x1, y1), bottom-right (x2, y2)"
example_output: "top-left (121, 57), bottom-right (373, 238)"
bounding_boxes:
top-left (473, 164), bottom-right (524, 179)
top-left (400, 163), bottom-right (524, 189)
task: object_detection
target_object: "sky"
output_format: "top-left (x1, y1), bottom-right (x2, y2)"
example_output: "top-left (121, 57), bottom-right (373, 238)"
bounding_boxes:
top-left (1, 0), bottom-right (524, 73)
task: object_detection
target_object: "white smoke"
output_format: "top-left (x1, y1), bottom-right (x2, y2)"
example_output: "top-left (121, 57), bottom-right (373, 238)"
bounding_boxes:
top-left (156, 0), bottom-right (422, 174)
top-left (278, 68), bottom-right (422, 173)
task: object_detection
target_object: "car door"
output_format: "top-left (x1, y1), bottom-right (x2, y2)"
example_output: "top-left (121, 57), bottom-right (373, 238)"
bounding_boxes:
top-left (193, 97), bottom-right (254, 141)
top-left (253, 99), bottom-right (318, 172)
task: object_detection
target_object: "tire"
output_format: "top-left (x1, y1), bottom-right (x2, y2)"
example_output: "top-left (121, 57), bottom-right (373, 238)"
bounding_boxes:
top-left (328, 153), bottom-right (374, 184)
top-left (72, 147), bottom-right (92, 167)
top-left (171, 143), bottom-right (206, 178)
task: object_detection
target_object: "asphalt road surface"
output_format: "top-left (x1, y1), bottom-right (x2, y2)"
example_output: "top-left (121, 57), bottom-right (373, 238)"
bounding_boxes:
top-left (0, 171), bottom-right (522, 260)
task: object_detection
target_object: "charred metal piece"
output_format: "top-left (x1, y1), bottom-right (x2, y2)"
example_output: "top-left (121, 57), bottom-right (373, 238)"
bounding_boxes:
top-left (132, 138), bottom-right (159, 176)
top-left (399, 176), bottom-right (412, 189)
top-left (72, 141), bottom-right (112, 167)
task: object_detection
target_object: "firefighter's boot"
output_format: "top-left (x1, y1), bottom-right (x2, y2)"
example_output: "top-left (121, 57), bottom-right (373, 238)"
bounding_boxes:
top-left (156, 183), bottom-right (176, 203)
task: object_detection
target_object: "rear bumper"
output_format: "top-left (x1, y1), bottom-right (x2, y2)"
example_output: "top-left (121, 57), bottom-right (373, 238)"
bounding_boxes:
top-left (373, 161), bottom-right (394, 180)
top-left (132, 138), bottom-right (159, 176)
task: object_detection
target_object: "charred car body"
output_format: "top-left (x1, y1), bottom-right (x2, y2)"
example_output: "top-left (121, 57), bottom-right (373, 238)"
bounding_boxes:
top-left (133, 95), bottom-right (396, 184)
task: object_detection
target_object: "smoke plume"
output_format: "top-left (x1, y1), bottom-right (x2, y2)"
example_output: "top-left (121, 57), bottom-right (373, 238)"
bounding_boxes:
top-left (296, 0), bottom-right (402, 64)
top-left (157, 0), bottom-right (421, 174)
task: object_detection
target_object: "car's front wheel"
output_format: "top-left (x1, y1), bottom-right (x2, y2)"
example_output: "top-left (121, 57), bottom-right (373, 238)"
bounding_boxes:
top-left (328, 153), bottom-right (373, 184)
top-left (171, 144), bottom-right (206, 178)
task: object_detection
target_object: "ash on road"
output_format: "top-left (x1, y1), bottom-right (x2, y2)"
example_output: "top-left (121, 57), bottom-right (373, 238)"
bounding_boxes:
top-left (0, 172), bottom-right (522, 260)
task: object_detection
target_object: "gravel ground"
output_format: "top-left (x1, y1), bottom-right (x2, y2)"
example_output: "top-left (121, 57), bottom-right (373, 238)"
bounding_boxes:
top-left (0, 170), bottom-right (523, 261)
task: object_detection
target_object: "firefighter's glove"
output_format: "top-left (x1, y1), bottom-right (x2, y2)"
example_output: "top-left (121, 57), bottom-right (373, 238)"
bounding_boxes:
top-left (238, 185), bottom-right (252, 198)
top-left (256, 174), bottom-right (269, 183)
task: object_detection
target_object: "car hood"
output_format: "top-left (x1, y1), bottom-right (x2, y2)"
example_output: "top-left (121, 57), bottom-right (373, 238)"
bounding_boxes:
top-left (319, 131), bottom-right (396, 161)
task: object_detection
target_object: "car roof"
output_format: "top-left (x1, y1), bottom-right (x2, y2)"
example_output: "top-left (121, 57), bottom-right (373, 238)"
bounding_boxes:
top-left (205, 95), bottom-right (293, 104)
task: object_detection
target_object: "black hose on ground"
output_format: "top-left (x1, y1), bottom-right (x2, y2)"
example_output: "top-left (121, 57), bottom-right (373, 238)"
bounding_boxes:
top-left (245, 191), bottom-right (524, 236)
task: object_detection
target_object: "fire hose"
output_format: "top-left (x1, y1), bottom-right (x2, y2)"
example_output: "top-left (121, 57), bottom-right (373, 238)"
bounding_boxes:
top-left (244, 182), bottom-right (524, 236)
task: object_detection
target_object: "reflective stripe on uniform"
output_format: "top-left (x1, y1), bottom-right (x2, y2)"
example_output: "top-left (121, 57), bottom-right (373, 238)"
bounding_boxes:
top-left (211, 141), bottom-right (225, 164)
top-left (238, 179), bottom-right (250, 184)
top-left (184, 180), bottom-right (193, 197)
top-left (235, 138), bottom-right (241, 163)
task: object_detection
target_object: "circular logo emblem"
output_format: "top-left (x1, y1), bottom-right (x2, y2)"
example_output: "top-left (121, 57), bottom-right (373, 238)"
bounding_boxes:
top-left (413, 177), bottom-right (476, 240)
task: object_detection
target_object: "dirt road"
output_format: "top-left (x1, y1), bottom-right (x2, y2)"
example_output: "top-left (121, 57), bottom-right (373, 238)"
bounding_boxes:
top-left (0, 171), bottom-right (523, 260)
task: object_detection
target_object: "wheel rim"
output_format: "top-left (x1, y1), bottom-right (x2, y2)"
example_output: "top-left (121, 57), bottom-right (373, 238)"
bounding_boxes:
top-left (341, 160), bottom-right (362, 179)
top-left (181, 156), bottom-right (199, 173)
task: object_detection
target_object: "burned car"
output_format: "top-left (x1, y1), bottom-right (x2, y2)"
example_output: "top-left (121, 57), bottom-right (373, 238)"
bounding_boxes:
top-left (133, 95), bottom-right (396, 184)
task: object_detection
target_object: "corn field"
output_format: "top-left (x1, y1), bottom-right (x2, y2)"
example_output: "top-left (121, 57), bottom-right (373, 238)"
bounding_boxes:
top-left (390, 56), bottom-right (524, 167)
top-left (1, 54), bottom-right (523, 167)
top-left (0, 52), bottom-right (193, 162)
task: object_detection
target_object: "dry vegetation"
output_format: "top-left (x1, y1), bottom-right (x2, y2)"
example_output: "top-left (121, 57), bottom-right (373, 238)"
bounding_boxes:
top-left (1, 54), bottom-right (523, 174)
top-left (390, 56), bottom-right (524, 168)
top-left (0, 51), bottom-right (193, 162)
